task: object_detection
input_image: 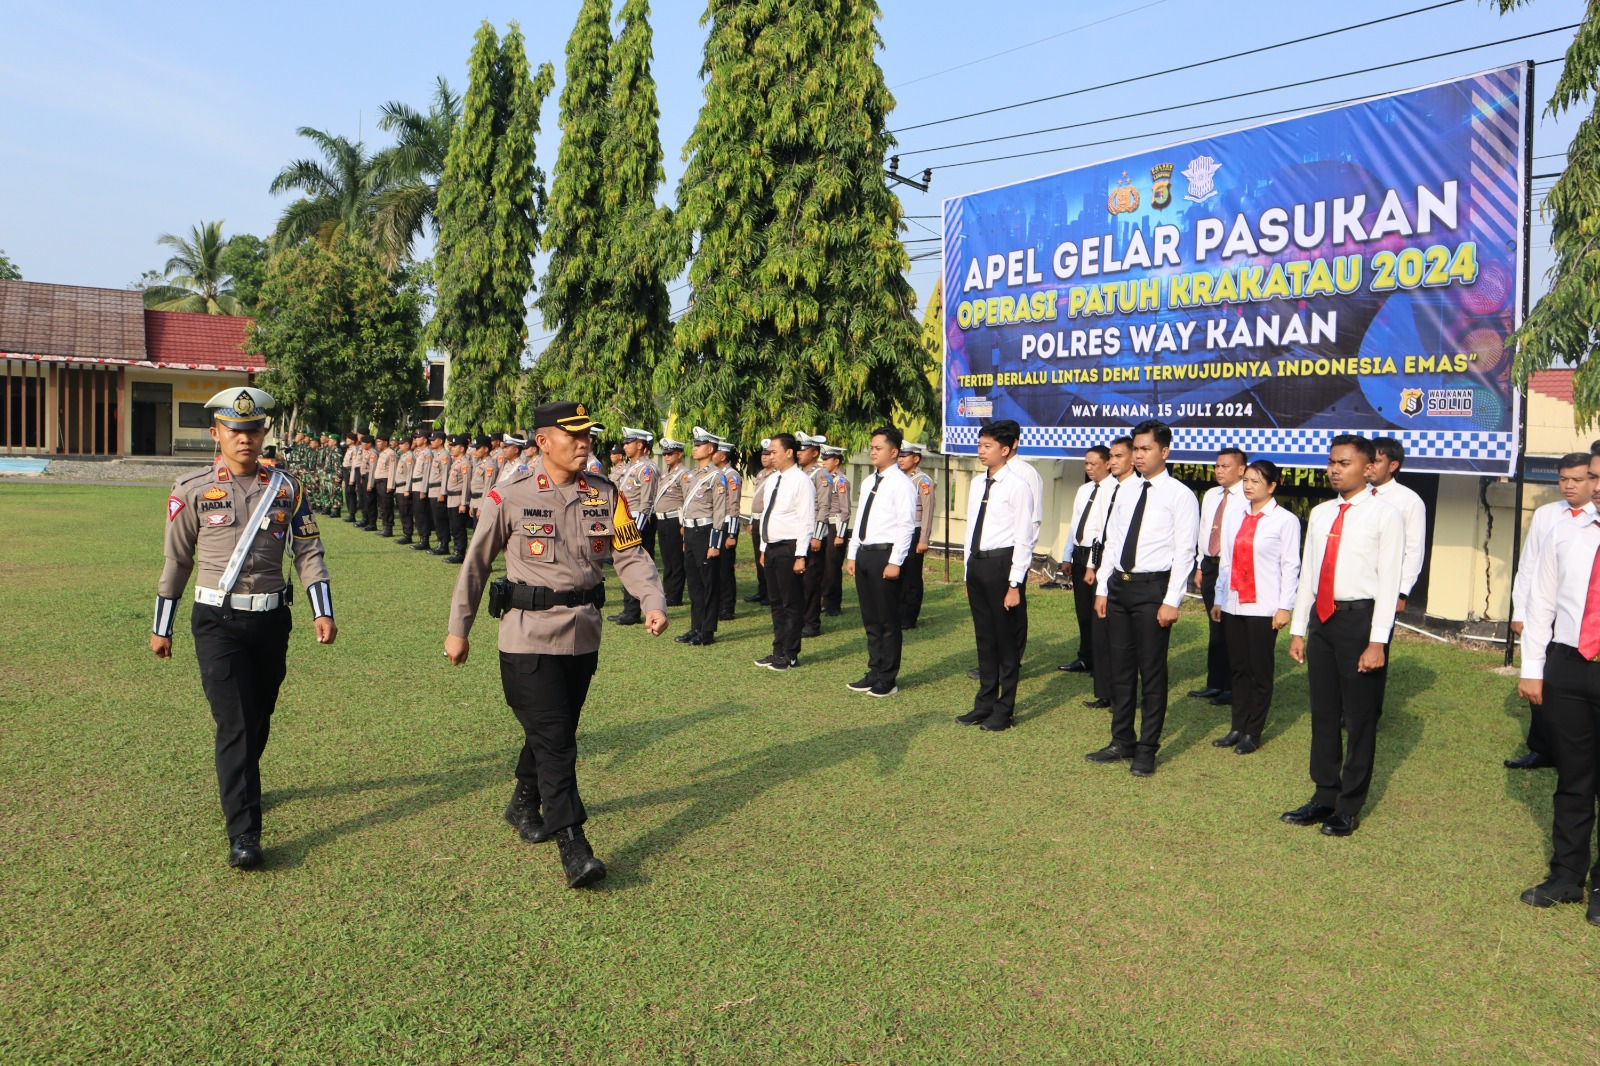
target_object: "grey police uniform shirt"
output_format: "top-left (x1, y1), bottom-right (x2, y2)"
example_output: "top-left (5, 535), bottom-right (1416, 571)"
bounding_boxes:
top-left (654, 463), bottom-right (690, 515)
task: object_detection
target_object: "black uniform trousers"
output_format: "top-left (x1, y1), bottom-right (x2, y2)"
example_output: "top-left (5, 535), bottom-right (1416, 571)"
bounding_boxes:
top-left (764, 540), bottom-right (805, 663)
top-left (344, 472), bottom-right (359, 520)
top-left (1306, 601), bottom-right (1386, 818)
top-left (1070, 545), bottom-right (1096, 668)
top-left (899, 532), bottom-right (926, 627)
top-left (413, 491), bottom-right (433, 546)
top-left (375, 479), bottom-right (393, 534)
top-left (1222, 611), bottom-right (1279, 737)
top-left (500, 650), bottom-right (598, 834)
top-left (1527, 699), bottom-right (1553, 756)
top-left (803, 536), bottom-right (829, 630)
top-left (684, 525), bottom-right (721, 635)
top-left (753, 519), bottom-right (771, 604)
top-left (361, 479), bottom-right (376, 526)
top-left (1537, 644), bottom-right (1600, 887)
top-left (1107, 571), bottom-right (1174, 756)
top-left (854, 545), bottom-right (903, 687)
top-left (718, 535), bottom-right (738, 616)
top-left (657, 516), bottom-right (686, 606)
top-left (824, 532), bottom-right (846, 612)
top-left (397, 484), bottom-right (413, 537)
top-left (448, 503), bottom-right (468, 555)
top-left (966, 552), bottom-right (1026, 722)
top-left (192, 602), bottom-right (292, 840)
top-left (1199, 555), bottom-right (1231, 691)
top-left (431, 497), bottom-right (450, 547)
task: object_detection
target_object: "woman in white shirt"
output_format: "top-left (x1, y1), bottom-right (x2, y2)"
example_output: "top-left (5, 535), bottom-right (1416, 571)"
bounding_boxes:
top-left (1211, 460), bottom-right (1302, 754)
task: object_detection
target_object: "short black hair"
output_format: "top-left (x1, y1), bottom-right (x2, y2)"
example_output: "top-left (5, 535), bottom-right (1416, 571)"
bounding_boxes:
top-left (1217, 447), bottom-right (1248, 464)
top-left (1246, 458), bottom-right (1281, 488)
top-left (873, 425), bottom-right (904, 450)
top-left (1330, 433), bottom-right (1376, 463)
top-left (1371, 436), bottom-right (1404, 467)
top-left (1590, 439), bottom-right (1600, 457)
top-left (979, 419), bottom-right (1020, 448)
top-left (1086, 445), bottom-right (1111, 462)
top-left (1132, 420), bottom-right (1172, 448)
top-left (770, 433), bottom-right (798, 457)
top-left (1558, 451), bottom-right (1592, 472)
top-left (1109, 435), bottom-right (1134, 451)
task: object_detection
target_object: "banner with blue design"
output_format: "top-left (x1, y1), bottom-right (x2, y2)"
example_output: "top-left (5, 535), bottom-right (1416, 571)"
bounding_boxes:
top-left (940, 65), bottom-right (1528, 475)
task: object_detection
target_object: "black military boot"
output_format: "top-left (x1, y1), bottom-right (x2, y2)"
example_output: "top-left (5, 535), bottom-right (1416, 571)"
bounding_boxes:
top-left (554, 827), bottom-right (606, 888)
top-left (228, 832), bottom-right (263, 869)
top-left (503, 782), bottom-right (551, 843)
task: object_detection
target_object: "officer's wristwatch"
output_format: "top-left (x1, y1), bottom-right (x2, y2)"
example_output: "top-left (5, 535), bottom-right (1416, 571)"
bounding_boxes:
top-left (1008, 581), bottom-right (1022, 589)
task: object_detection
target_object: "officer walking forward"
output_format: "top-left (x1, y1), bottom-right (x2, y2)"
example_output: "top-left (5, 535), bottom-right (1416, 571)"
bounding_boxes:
top-left (150, 387), bottom-right (336, 869)
top-left (445, 402), bottom-right (667, 889)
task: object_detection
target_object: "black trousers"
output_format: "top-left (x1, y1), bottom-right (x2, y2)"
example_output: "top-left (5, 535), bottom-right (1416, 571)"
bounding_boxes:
top-left (855, 546), bottom-right (903, 687)
top-left (344, 476), bottom-right (359, 519)
top-left (1222, 611), bottom-right (1278, 737)
top-left (764, 540), bottom-right (805, 663)
top-left (754, 538), bottom-right (770, 602)
top-left (449, 504), bottom-right (468, 555)
top-left (1306, 603), bottom-right (1386, 817)
top-left (967, 554), bottom-right (1025, 721)
top-left (684, 526), bottom-right (720, 635)
top-left (431, 498), bottom-right (450, 545)
top-left (361, 481), bottom-right (375, 525)
top-left (803, 536), bottom-right (828, 629)
top-left (398, 487), bottom-right (413, 537)
top-left (1090, 605), bottom-right (1114, 702)
top-left (718, 535), bottom-right (738, 615)
top-left (1107, 572), bottom-right (1173, 755)
top-left (192, 602), bottom-right (292, 840)
top-left (824, 533), bottom-right (845, 612)
top-left (375, 480), bottom-right (393, 533)
top-left (499, 651), bottom-right (599, 835)
top-left (1539, 644), bottom-right (1600, 887)
top-left (657, 516), bottom-right (685, 605)
top-left (899, 536), bottom-right (926, 627)
top-left (1070, 545), bottom-right (1096, 667)
top-left (414, 492), bottom-right (433, 545)
top-left (1199, 556), bottom-right (1231, 690)
top-left (1528, 696), bottom-right (1553, 755)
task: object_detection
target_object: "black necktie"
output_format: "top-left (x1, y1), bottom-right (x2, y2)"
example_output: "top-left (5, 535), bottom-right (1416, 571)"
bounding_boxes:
top-left (858, 473), bottom-right (881, 540)
top-left (1119, 481), bottom-right (1151, 573)
top-left (971, 476), bottom-right (995, 549)
top-left (762, 473), bottom-right (781, 541)
top-left (1074, 482), bottom-right (1100, 544)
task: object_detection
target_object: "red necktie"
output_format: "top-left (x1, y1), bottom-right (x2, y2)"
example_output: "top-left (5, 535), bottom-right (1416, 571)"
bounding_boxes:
top-left (1230, 510), bottom-right (1265, 603)
top-left (1207, 490), bottom-right (1228, 557)
top-left (1572, 508), bottom-right (1585, 518)
top-left (1579, 541), bottom-right (1600, 659)
top-left (1314, 503), bottom-right (1350, 623)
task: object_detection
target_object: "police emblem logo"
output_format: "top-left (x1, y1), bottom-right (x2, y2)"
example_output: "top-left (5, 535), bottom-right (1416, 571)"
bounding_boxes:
top-left (1108, 171), bottom-right (1140, 215)
top-left (1150, 163), bottom-right (1174, 209)
top-left (1399, 388), bottom-right (1424, 417)
top-left (231, 390), bottom-right (256, 416)
top-left (202, 486), bottom-right (227, 501)
top-left (529, 539), bottom-right (548, 557)
top-left (590, 521), bottom-right (608, 534)
top-left (272, 510), bottom-right (288, 523)
top-left (1182, 155), bottom-right (1222, 204)
top-left (592, 537), bottom-right (607, 554)
top-left (575, 404), bottom-right (586, 417)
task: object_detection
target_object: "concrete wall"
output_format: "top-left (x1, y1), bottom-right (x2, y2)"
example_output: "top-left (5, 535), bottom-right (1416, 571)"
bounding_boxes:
top-left (121, 368), bottom-right (250, 455)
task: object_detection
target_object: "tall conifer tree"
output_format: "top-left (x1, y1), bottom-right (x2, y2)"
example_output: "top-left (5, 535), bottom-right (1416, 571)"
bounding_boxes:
top-left (431, 21), bottom-right (555, 431)
top-left (668, 0), bottom-right (934, 450)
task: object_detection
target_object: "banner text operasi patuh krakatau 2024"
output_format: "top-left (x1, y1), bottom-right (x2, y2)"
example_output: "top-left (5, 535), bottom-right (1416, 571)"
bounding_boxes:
top-left (941, 64), bottom-right (1528, 475)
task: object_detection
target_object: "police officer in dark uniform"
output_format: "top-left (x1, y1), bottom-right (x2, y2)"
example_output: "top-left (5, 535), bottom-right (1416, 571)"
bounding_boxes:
top-left (445, 401), bottom-right (668, 889)
top-left (150, 387), bottom-right (336, 869)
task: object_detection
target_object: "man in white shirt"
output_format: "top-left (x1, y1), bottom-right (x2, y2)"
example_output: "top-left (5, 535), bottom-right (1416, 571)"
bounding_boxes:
top-left (1086, 420), bottom-right (1199, 777)
top-left (1282, 435), bottom-right (1405, 837)
top-left (756, 433), bottom-right (817, 672)
top-left (1059, 446), bottom-right (1112, 678)
top-left (1367, 438), bottom-right (1428, 612)
top-left (955, 420), bottom-right (1039, 732)
top-left (1080, 436), bottom-right (1138, 709)
top-left (1506, 452), bottom-right (1596, 770)
top-left (845, 426), bottom-right (917, 697)
top-left (1517, 449), bottom-right (1600, 925)
top-left (1190, 448), bottom-right (1248, 705)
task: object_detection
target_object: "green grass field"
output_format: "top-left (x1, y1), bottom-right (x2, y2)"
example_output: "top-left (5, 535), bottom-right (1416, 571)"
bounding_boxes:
top-left (1, 482), bottom-right (1596, 1063)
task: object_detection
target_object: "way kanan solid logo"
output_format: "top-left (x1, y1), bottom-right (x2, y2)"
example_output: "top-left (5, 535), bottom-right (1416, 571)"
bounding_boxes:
top-left (1400, 388), bottom-right (1424, 416)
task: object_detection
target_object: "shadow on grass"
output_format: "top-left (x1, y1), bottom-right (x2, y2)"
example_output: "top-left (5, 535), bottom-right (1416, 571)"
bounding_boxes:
top-left (591, 709), bottom-right (944, 889)
top-left (1500, 686), bottom-right (1555, 861)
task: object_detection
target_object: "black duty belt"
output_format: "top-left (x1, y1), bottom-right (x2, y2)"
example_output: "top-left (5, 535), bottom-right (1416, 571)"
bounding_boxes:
top-left (487, 579), bottom-right (606, 617)
top-left (971, 547), bottom-right (1014, 559)
top-left (859, 542), bottom-right (894, 551)
top-left (1115, 570), bottom-right (1172, 585)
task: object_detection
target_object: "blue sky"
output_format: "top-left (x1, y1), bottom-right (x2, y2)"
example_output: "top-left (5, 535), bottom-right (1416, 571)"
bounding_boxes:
top-left (0, 0), bottom-right (1583, 342)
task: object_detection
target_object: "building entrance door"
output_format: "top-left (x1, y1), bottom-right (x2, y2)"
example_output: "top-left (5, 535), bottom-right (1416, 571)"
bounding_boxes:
top-left (131, 381), bottom-right (172, 456)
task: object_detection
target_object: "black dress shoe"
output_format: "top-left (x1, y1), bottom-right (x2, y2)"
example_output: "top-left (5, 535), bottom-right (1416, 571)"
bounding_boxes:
top-left (845, 676), bottom-right (875, 692)
top-left (1211, 730), bottom-right (1241, 748)
top-left (718, 611), bottom-right (736, 621)
top-left (1085, 744), bottom-right (1132, 763)
top-left (445, 554), bottom-right (465, 564)
top-left (429, 547), bottom-right (451, 556)
top-left (378, 530), bottom-right (392, 538)
top-left (955, 708), bottom-right (990, 726)
top-left (967, 668), bottom-right (981, 681)
top-left (824, 608), bottom-right (842, 617)
top-left (1589, 896), bottom-right (1600, 927)
top-left (665, 599), bottom-right (684, 607)
top-left (1320, 813), bottom-right (1359, 836)
top-left (979, 714), bottom-right (1012, 732)
top-left (611, 615), bottom-right (642, 626)
top-left (674, 630), bottom-right (699, 644)
top-left (228, 832), bottom-right (264, 869)
top-left (1188, 687), bottom-right (1221, 699)
top-left (1209, 691), bottom-right (1233, 706)
top-left (1058, 659), bottom-right (1090, 673)
top-left (413, 542), bottom-right (431, 551)
top-left (801, 627), bottom-right (822, 638)
top-left (1082, 697), bottom-right (1111, 709)
top-left (1281, 801), bottom-right (1336, 826)
top-left (744, 593), bottom-right (765, 603)
top-left (1520, 879), bottom-right (1584, 907)
top-left (1130, 753), bottom-right (1156, 777)
top-left (554, 827), bottom-right (606, 889)
top-left (1233, 734), bottom-right (1260, 755)
top-left (396, 536), bottom-right (413, 545)
top-left (690, 633), bottom-right (716, 646)
top-left (1504, 751), bottom-right (1556, 770)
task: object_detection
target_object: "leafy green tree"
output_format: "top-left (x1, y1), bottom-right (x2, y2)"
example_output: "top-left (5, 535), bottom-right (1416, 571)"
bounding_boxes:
top-left (667, 0), bottom-right (934, 451)
top-left (371, 78), bottom-right (462, 272)
top-left (268, 129), bottom-right (385, 256)
top-left (430, 21), bottom-right (555, 432)
top-left (1498, 1), bottom-right (1600, 419)
top-left (249, 235), bottom-right (425, 434)
top-left (218, 233), bottom-right (269, 314)
top-left (0, 249), bottom-right (19, 281)
top-left (530, 0), bottom-right (614, 413)
top-left (128, 270), bottom-right (164, 292)
top-left (142, 221), bottom-right (243, 314)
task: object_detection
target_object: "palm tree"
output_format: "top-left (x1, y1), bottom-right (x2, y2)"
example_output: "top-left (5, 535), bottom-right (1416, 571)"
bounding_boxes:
top-left (142, 221), bottom-right (243, 315)
top-left (370, 77), bottom-right (461, 271)
top-left (269, 128), bottom-right (384, 255)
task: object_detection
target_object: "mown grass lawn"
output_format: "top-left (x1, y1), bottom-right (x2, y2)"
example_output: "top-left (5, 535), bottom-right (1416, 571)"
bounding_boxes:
top-left (0, 481), bottom-right (1596, 1064)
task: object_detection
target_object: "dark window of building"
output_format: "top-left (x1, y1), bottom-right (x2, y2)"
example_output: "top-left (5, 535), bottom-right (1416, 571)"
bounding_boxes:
top-left (178, 402), bottom-right (211, 428)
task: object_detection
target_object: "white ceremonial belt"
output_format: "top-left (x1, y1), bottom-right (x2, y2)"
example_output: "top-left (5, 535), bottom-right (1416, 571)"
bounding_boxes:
top-left (196, 587), bottom-right (284, 611)
top-left (654, 509), bottom-right (680, 520)
top-left (683, 518), bottom-right (713, 528)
